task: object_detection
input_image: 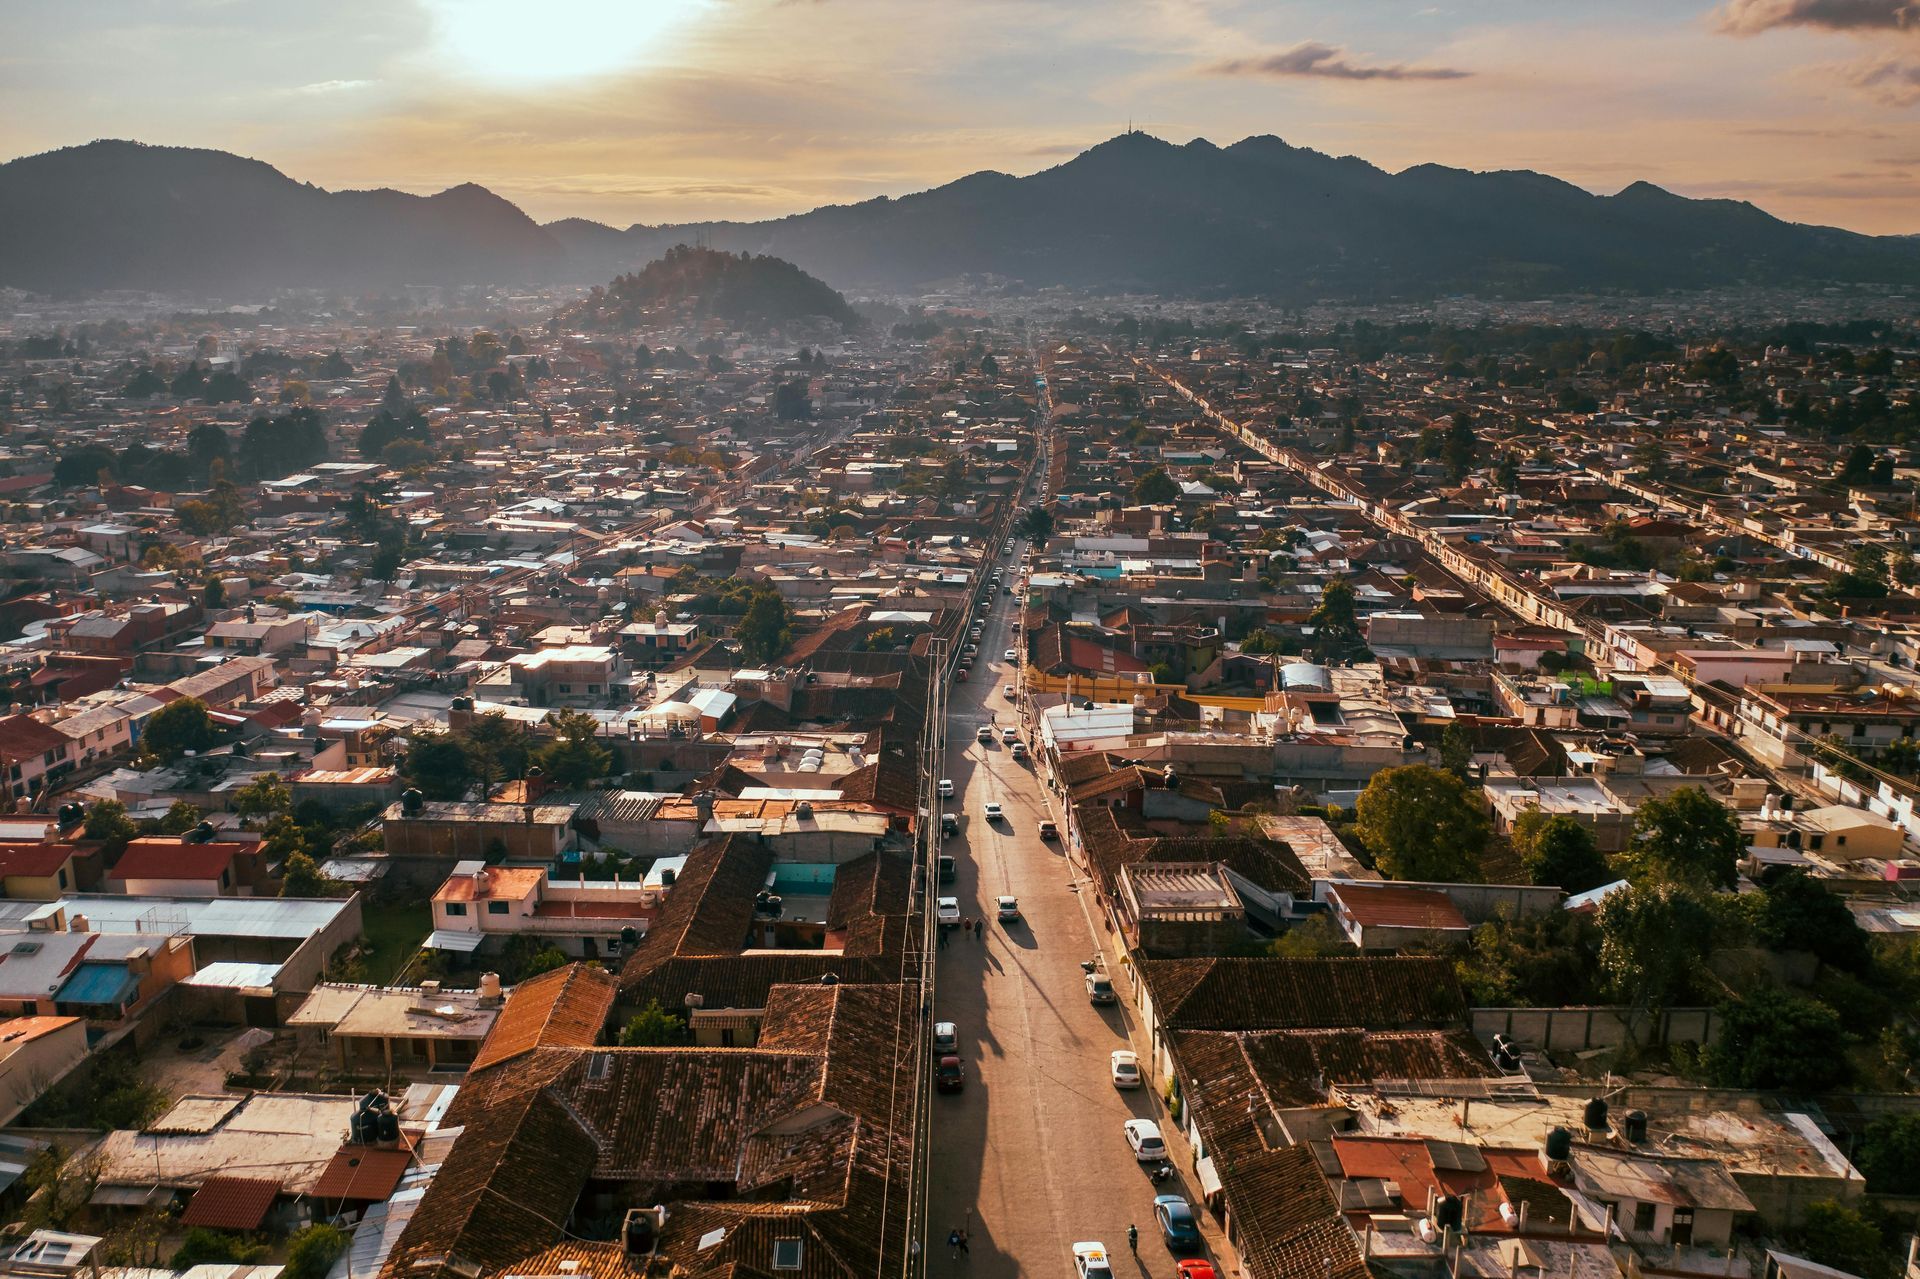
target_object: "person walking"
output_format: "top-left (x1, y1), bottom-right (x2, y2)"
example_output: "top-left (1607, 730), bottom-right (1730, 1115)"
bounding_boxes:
top-left (948, 1230), bottom-right (962, 1260)
top-left (938, 926), bottom-right (948, 950)
top-left (956, 1229), bottom-right (970, 1257)
top-left (1126, 1224), bottom-right (1138, 1254)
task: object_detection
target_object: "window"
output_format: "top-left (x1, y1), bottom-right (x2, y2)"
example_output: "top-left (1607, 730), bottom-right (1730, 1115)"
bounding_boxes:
top-left (1632, 1203), bottom-right (1656, 1234)
top-left (57, 869), bottom-right (67, 889)
top-left (488, 901), bottom-right (509, 915)
top-left (771, 1241), bottom-right (803, 1271)
top-left (586, 1052), bottom-right (612, 1081)
top-left (444, 902), bottom-right (467, 916)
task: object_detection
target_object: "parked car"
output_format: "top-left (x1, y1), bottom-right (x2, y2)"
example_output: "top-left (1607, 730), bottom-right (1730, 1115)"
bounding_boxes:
top-left (936, 1055), bottom-right (965, 1092)
top-left (1001, 726), bottom-right (1018, 743)
top-left (984, 801), bottom-right (1003, 821)
top-left (941, 812), bottom-right (959, 836)
top-left (1011, 742), bottom-right (1029, 760)
top-left (1177, 1262), bottom-right (1217, 1279)
top-left (937, 853), bottom-right (956, 883)
top-left (938, 779), bottom-right (954, 798)
top-left (1003, 683), bottom-right (1014, 697)
top-left (977, 725), bottom-right (994, 743)
top-left (1072, 1243), bottom-right (1113, 1279)
top-left (955, 668), bottom-right (968, 682)
top-left (1004, 649), bottom-right (1017, 661)
top-left (937, 897), bottom-right (960, 927)
top-left (1087, 971), bottom-right (1115, 1004)
top-left (1037, 819), bottom-right (1058, 840)
top-left (1110, 1049), bottom-right (1142, 1088)
top-left (933, 1021), bottom-right (958, 1054)
top-left (1011, 621), bottom-right (1021, 634)
top-left (997, 895), bottom-right (1020, 922)
top-left (1125, 1119), bottom-right (1167, 1163)
top-left (1154, 1196), bottom-right (1200, 1250)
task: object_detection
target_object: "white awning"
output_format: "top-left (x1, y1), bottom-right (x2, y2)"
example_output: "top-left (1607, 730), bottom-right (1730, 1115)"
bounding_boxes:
top-left (423, 929), bottom-right (485, 953)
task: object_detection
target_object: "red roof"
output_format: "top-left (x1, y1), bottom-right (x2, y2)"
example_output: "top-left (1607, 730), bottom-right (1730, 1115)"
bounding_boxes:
top-left (0, 843), bottom-right (73, 878)
top-left (180, 1175), bottom-right (281, 1230)
top-left (312, 1145), bottom-right (413, 1202)
top-left (1331, 884), bottom-right (1470, 931)
top-left (107, 838), bottom-right (248, 884)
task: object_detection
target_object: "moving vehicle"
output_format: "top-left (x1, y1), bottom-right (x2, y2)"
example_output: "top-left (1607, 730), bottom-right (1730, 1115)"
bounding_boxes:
top-left (936, 1055), bottom-right (966, 1092)
top-left (977, 725), bottom-right (994, 743)
top-left (1004, 649), bottom-right (1017, 661)
top-left (955, 668), bottom-right (968, 682)
top-left (1011, 621), bottom-right (1021, 634)
top-left (937, 853), bottom-right (956, 883)
top-left (1087, 971), bottom-right (1116, 1004)
top-left (1003, 683), bottom-right (1014, 697)
top-left (938, 779), bottom-right (954, 798)
top-left (963, 643), bottom-right (978, 656)
top-left (933, 1021), bottom-right (958, 1054)
top-left (1154, 1196), bottom-right (1200, 1250)
top-left (1037, 819), bottom-right (1058, 840)
top-left (996, 895), bottom-right (1020, 922)
top-left (983, 802), bottom-right (1003, 822)
top-left (1110, 1049), bottom-right (1142, 1088)
top-left (1001, 726), bottom-right (1019, 743)
top-left (1125, 1119), bottom-right (1167, 1163)
top-left (1011, 742), bottom-right (1028, 760)
top-left (1072, 1243), bottom-right (1113, 1279)
top-left (937, 897), bottom-right (960, 927)
top-left (1177, 1262), bottom-right (1218, 1279)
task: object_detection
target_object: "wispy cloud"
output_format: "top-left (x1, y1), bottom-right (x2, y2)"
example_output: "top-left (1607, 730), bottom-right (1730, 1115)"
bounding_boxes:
top-left (1203, 41), bottom-right (1471, 81)
top-left (293, 79), bottom-right (372, 94)
top-left (1833, 55), bottom-right (1920, 103)
top-left (1714, 0), bottom-right (1919, 35)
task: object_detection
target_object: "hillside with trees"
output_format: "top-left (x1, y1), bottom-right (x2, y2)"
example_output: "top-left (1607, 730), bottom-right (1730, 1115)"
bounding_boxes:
top-left (559, 246), bottom-right (861, 334)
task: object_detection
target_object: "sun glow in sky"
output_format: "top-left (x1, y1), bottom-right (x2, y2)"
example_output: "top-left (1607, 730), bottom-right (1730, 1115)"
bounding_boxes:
top-left (424, 0), bottom-right (705, 84)
top-left (1, 0), bottom-right (1917, 235)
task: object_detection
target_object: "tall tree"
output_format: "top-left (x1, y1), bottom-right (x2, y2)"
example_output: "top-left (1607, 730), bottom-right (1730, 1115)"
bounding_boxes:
top-left (538, 710), bottom-right (614, 788)
top-left (1352, 764), bottom-right (1489, 882)
top-left (736, 588), bottom-right (793, 665)
top-left (1596, 881), bottom-right (1712, 1010)
top-left (1132, 467), bottom-right (1179, 504)
top-left (141, 697), bottom-right (218, 762)
top-left (1512, 811), bottom-right (1613, 894)
top-left (1622, 786), bottom-right (1742, 890)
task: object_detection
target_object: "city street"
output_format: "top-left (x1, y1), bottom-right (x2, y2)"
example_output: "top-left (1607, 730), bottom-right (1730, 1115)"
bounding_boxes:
top-left (926, 567), bottom-right (1211, 1279)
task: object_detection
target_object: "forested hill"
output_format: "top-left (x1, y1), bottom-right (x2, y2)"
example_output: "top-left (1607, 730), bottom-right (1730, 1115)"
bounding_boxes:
top-left (558, 246), bottom-right (861, 332)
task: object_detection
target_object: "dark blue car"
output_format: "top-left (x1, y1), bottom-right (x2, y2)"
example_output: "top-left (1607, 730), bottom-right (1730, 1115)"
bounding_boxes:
top-left (1154, 1195), bottom-right (1200, 1250)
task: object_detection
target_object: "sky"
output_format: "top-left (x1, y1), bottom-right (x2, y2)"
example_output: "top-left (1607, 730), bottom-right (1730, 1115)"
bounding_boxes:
top-left (3, 0), bottom-right (1918, 234)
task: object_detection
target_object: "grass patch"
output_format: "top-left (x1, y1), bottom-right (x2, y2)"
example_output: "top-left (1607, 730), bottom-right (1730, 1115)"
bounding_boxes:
top-left (347, 898), bottom-right (432, 985)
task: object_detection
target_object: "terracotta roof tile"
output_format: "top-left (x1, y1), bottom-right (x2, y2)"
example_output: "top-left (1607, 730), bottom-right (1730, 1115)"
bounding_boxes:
top-left (180, 1175), bottom-right (281, 1230)
top-left (468, 962), bottom-right (615, 1073)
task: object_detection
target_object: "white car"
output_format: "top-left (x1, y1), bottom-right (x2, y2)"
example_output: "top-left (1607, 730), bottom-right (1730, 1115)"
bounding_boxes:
top-left (1001, 726), bottom-right (1019, 743)
top-left (934, 1021), bottom-right (958, 1054)
top-left (1072, 1243), bottom-right (1113, 1279)
top-left (977, 725), bottom-right (994, 743)
top-left (983, 801), bottom-right (1003, 821)
top-left (1003, 683), bottom-right (1014, 698)
top-left (1011, 742), bottom-right (1028, 760)
top-left (938, 779), bottom-right (954, 798)
top-left (997, 895), bottom-right (1020, 922)
top-left (1004, 649), bottom-right (1017, 661)
top-left (936, 897), bottom-right (960, 927)
top-left (1124, 1118), bottom-right (1167, 1162)
top-left (1110, 1050), bottom-right (1142, 1089)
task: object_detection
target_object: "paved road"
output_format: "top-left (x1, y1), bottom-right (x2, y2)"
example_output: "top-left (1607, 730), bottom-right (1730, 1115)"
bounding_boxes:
top-left (926, 563), bottom-right (1214, 1279)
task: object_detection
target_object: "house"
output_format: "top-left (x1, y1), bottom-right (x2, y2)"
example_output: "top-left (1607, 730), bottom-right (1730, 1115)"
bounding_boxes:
top-left (381, 798), bottom-right (577, 862)
top-left (205, 612), bottom-right (307, 656)
top-left (425, 862), bottom-right (655, 961)
top-left (0, 1015), bottom-right (87, 1124)
top-left (1115, 862), bottom-right (1247, 957)
top-left (0, 715), bottom-right (74, 804)
top-left (0, 844), bottom-right (80, 900)
top-left (1323, 882), bottom-right (1472, 951)
top-left (287, 981), bottom-right (503, 1077)
top-left (106, 836), bottom-right (266, 897)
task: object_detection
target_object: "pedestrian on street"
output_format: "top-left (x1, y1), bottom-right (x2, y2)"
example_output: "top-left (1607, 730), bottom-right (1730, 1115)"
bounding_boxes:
top-left (1127, 1224), bottom-right (1138, 1253)
top-left (948, 1231), bottom-right (961, 1260)
top-left (938, 926), bottom-right (948, 949)
top-left (956, 1230), bottom-right (970, 1256)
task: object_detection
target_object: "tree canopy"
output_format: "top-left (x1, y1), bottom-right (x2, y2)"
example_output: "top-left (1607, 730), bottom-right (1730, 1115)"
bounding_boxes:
top-left (1622, 786), bottom-right (1742, 891)
top-left (142, 697), bottom-right (218, 763)
top-left (735, 588), bottom-right (794, 666)
top-left (1512, 810), bottom-right (1614, 894)
top-left (1352, 764), bottom-right (1489, 882)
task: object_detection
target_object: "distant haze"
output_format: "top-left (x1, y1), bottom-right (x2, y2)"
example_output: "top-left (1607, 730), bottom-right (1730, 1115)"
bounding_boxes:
top-left (0, 0), bottom-right (1916, 235)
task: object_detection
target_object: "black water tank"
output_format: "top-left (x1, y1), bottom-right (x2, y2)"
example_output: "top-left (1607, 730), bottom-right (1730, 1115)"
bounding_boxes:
top-left (1545, 1126), bottom-right (1573, 1162)
top-left (348, 1110), bottom-right (369, 1144)
top-left (1583, 1097), bottom-right (1610, 1133)
top-left (378, 1111), bottom-right (400, 1143)
top-left (1624, 1110), bottom-right (1648, 1143)
top-left (402, 788), bottom-right (425, 814)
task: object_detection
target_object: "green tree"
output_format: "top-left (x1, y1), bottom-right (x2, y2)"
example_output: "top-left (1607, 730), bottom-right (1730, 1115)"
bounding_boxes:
top-left (1754, 869), bottom-right (1872, 973)
top-left (619, 998), bottom-right (692, 1046)
top-left (1438, 721), bottom-right (1475, 780)
top-left (1269, 914), bottom-right (1352, 958)
top-left (203, 577), bottom-right (226, 609)
top-left (1512, 811), bottom-right (1614, 894)
top-left (1352, 764), bottom-right (1489, 882)
top-left (460, 712), bottom-right (532, 790)
top-left (232, 772), bottom-right (291, 824)
top-left (1018, 505), bottom-right (1055, 543)
top-left (83, 800), bottom-right (139, 858)
top-left (1828, 541), bottom-right (1892, 599)
top-left (1622, 786), bottom-right (1742, 891)
top-left (1596, 881), bottom-right (1713, 1010)
top-left (141, 696), bottom-right (218, 762)
top-left (1701, 989), bottom-right (1847, 1091)
top-left (1307, 577), bottom-right (1363, 662)
top-left (1443, 410), bottom-right (1476, 481)
top-left (369, 543), bottom-right (406, 581)
top-left (282, 1225), bottom-right (349, 1279)
top-left (1455, 912), bottom-right (1602, 1007)
top-left (1792, 1202), bottom-right (1889, 1279)
top-left (157, 801), bottom-right (203, 836)
top-left (401, 733), bottom-right (475, 801)
top-left (170, 1230), bottom-right (266, 1270)
top-left (1855, 1112), bottom-right (1920, 1194)
top-left (538, 710), bottom-right (614, 788)
top-left (1132, 467), bottom-right (1179, 504)
top-left (735, 588), bottom-right (793, 665)
top-left (279, 851), bottom-right (331, 898)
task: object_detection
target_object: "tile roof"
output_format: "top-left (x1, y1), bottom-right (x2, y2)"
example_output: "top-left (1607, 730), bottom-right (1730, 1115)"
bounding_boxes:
top-left (0, 843), bottom-right (73, 879)
top-left (1141, 956), bottom-right (1466, 1032)
top-left (180, 1174), bottom-right (281, 1230)
top-left (1330, 883), bottom-right (1471, 931)
top-left (467, 962), bottom-right (615, 1073)
top-left (311, 1145), bottom-right (414, 1203)
top-left (107, 838), bottom-right (248, 884)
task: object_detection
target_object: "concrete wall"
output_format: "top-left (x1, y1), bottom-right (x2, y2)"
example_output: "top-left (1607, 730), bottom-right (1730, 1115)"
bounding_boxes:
top-left (1471, 1005), bottom-right (1721, 1051)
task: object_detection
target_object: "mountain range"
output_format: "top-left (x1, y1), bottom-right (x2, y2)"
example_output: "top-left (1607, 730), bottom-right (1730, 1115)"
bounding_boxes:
top-left (3, 135), bottom-right (1917, 300)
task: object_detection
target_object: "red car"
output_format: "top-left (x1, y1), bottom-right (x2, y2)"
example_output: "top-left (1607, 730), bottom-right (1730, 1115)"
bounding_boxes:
top-left (936, 1055), bottom-right (966, 1092)
top-left (1178, 1262), bottom-right (1216, 1279)
top-left (954, 668), bottom-right (969, 683)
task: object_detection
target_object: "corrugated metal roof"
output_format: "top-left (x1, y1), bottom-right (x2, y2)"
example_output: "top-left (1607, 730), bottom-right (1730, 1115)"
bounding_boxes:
top-left (54, 962), bottom-right (139, 1007)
